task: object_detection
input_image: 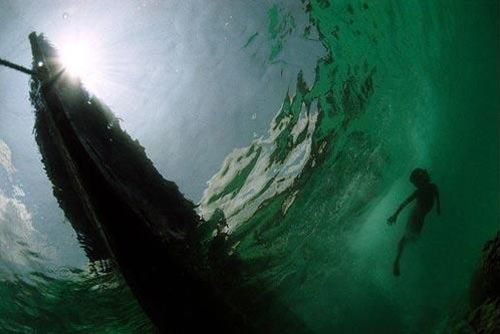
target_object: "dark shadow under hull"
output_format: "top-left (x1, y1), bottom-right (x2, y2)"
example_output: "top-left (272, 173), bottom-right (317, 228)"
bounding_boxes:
top-left (28, 32), bottom-right (252, 333)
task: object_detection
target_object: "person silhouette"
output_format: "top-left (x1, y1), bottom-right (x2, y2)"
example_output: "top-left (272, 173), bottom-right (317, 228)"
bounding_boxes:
top-left (387, 168), bottom-right (441, 276)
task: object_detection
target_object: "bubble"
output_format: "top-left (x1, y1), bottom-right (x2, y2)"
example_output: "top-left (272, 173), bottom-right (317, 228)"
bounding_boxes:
top-left (62, 12), bottom-right (69, 20)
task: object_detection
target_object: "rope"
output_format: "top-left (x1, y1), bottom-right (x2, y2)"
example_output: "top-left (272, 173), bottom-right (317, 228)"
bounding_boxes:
top-left (0, 58), bottom-right (35, 76)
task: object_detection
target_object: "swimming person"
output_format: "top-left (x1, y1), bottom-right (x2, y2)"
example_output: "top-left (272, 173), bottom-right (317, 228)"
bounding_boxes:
top-left (387, 168), bottom-right (441, 276)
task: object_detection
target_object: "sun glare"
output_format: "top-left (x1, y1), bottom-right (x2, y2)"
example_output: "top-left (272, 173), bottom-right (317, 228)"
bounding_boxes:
top-left (58, 36), bottom-right (102, 93)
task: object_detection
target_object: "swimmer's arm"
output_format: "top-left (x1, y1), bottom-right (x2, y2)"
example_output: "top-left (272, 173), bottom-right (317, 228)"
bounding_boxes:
top-left (387, 192), bottom-right (417, 224)
top-left (395, 192), bottom-right (417, 216)
top-left (434, 185), bottom-right (441, 216)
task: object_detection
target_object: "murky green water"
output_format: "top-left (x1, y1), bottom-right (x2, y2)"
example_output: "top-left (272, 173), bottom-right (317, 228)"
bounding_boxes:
top-left (0, 0), bottom-right (498, 333)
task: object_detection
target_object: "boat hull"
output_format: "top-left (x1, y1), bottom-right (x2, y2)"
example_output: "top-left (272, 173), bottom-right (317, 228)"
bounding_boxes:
top-left (28, 32), bottom-right (250, 333)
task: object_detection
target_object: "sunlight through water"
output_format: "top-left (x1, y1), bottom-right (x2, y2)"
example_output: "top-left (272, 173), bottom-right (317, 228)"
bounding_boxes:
top-left (57, 33), bottom-right (104, 94)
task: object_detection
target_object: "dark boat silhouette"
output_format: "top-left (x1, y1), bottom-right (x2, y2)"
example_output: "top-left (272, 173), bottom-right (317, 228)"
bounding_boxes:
top-left (26, 32), bottom-right (252, 333)
top-left (1, 32), bottom-right (310, 334)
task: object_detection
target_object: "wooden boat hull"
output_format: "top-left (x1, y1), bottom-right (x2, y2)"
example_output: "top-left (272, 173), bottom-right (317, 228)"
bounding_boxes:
top-left (28, 32), bottom-right (250, 333)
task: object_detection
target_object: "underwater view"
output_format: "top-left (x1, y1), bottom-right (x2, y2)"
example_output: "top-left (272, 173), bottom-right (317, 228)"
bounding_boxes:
top-left (0, 0), bottom-right (498, 333)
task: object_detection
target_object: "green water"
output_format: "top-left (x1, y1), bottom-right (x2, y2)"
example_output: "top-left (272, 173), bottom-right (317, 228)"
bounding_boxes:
top-left (0, 0), bottom-right (498, 333)
top-left (204, 0), bottom-right (499, 332)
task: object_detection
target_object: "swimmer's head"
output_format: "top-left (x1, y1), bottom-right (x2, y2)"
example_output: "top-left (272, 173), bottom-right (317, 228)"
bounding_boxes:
top-left (410, 168), bottom-right (430, 187)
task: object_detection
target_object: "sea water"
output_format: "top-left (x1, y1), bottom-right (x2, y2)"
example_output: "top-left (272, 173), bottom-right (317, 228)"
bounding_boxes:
top-left (0, 0), bottom-right (497, 333)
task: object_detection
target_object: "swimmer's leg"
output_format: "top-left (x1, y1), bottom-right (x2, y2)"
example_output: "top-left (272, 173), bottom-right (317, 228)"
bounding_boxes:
top-left (393, 236), bottom-right (407, 276)
top-left (393, 209), bottom-right (424, 276)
